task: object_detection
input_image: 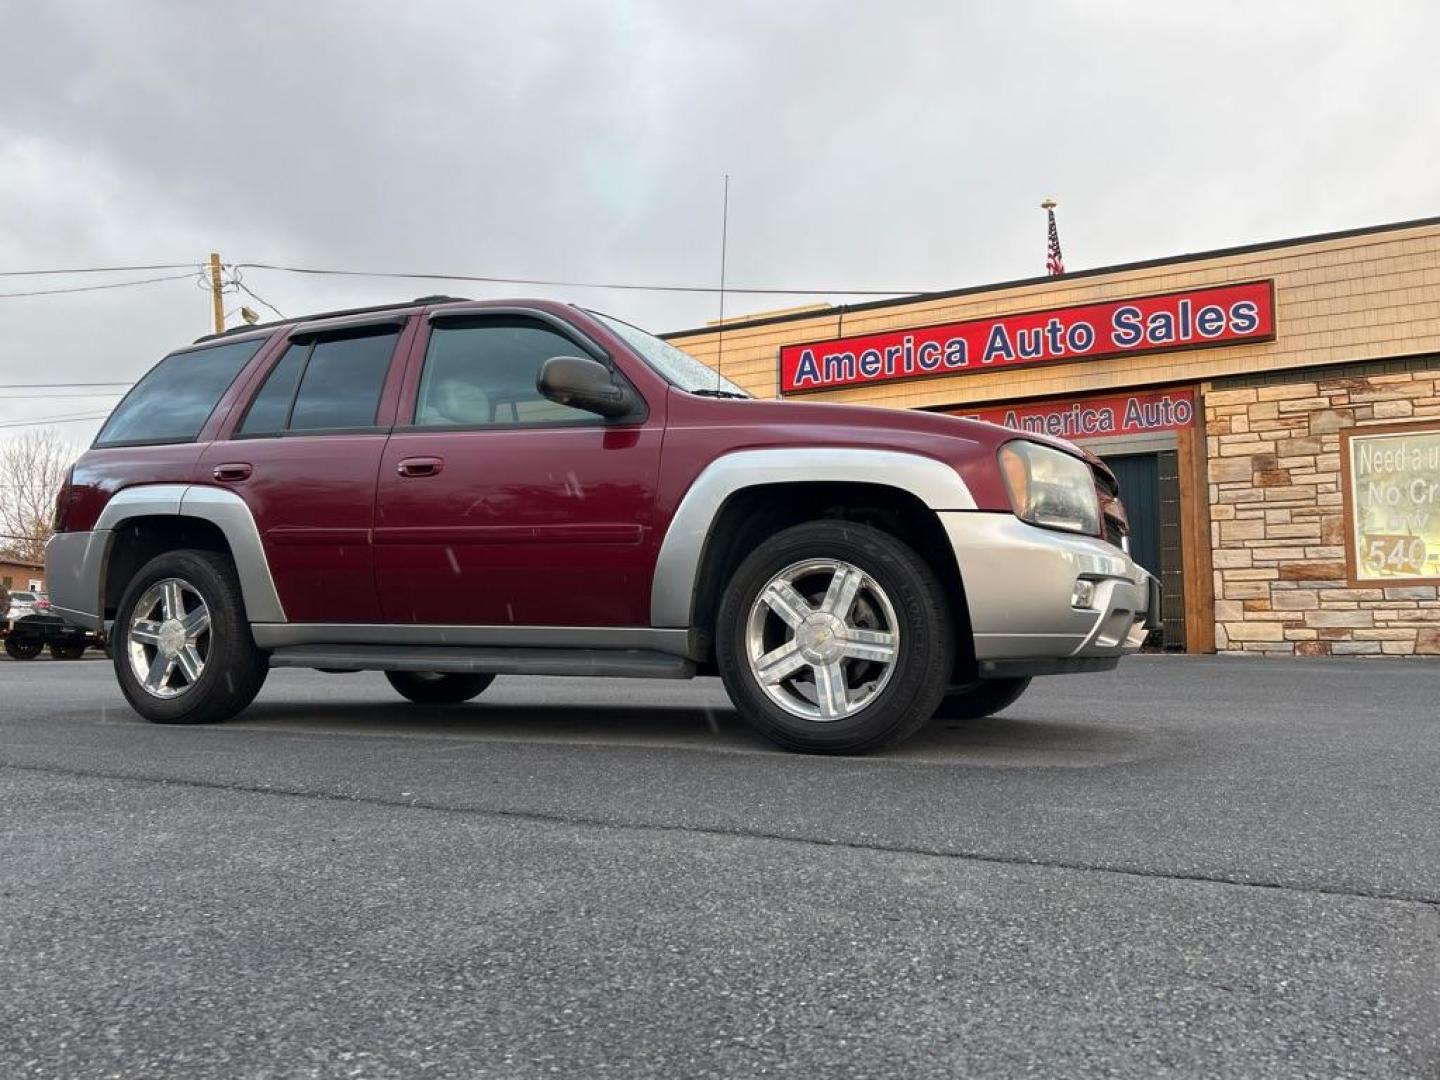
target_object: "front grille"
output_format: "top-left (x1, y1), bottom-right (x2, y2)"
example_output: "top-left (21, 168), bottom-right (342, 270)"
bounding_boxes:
top-left (1092, 463), bottom-right (1120, 501)
top-left (1104, 518), bottom-right (1127, 550)
top-left (1092, 462), bottom-right (1128, 551)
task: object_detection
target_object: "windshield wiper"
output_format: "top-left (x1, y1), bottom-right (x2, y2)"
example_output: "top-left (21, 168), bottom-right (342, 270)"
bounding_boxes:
top-left (689, 388), bottom-right (750, 399)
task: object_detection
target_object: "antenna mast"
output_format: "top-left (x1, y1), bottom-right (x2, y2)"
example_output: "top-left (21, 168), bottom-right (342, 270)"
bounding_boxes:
top-left (715, 174), bottom-right (729, 390)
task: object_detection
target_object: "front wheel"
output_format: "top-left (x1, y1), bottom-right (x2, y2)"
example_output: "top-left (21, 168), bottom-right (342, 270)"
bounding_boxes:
top-left (933, 677), bottom-right (1032, 721)
top-left (385, 670), bottom-right (494, 705)
top-left (4, 637), bottom-right (42, 660)
top-left (112, 549), bottom-right (269, 724)
top-left (716, 521), bottom-right (954, 754)
top-left (49, 642), bottom-right (87, 661)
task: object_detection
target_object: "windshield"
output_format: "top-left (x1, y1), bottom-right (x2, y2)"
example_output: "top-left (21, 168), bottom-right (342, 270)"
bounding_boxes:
top-left (588, 311), bottom-right (750, 398)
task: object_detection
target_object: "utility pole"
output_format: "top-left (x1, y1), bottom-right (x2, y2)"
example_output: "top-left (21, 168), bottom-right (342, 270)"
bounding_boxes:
top-left (208, 252), bottom-right (225, 334)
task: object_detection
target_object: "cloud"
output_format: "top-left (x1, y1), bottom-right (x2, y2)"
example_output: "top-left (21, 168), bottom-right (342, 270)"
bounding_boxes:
top-left (1, 0), bottom-right (1438, 443)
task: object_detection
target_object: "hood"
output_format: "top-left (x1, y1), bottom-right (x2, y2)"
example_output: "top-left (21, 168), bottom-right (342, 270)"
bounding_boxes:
top-left (683, 393), bottom-right (1093, 459)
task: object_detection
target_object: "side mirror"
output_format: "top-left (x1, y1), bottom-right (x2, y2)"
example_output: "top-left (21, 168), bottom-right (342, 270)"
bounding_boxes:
top-left (537, 355), bottom-right (637, 419)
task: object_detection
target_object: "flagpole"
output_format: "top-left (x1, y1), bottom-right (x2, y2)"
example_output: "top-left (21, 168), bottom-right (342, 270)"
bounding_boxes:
top-left (1041, 198), bottom-right (1065, 276)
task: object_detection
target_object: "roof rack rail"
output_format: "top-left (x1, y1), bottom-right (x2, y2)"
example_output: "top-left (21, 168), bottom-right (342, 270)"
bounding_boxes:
top-left (192, 294), bottom-right (472, 344)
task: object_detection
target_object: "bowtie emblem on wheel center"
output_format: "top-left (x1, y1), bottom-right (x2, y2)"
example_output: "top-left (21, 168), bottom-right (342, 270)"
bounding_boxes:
top-left (795, 612), bottom-right (848, 664)
top-left (157, 619), bottom-right (187, 657)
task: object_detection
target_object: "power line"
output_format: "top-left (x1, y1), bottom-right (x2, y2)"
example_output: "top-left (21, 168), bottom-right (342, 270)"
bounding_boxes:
top-left (0, 394), bottom-right (123, 403)
top-left (0, 406), bottom-right (110, 423)
top-left (0, 263), bottom-right (198, 277)
top-left (0, 258), bottom-right (929, 300)
top-left (0, 385), bottom-right (133, 394)
top-left (0, 272), bottom-right (199, 299)
top-left (236, 261), bottom-right (926, 298)
top-left (0, 412), bottom-right (110, 430)
top-left (231, 277), bottom-right (285, 319)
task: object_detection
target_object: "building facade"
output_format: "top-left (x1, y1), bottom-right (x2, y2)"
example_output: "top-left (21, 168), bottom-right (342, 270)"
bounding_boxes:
top-left (664, 217), bottom-right (1440, 656)
top-left (0, 558), bottom-right (44, 594)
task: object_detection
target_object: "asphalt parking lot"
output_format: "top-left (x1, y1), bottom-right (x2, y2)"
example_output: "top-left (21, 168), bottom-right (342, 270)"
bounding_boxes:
top-left (1, 654), bottom-right (1437, 1079)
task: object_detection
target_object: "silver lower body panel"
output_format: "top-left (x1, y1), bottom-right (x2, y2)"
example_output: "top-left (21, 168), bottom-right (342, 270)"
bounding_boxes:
top-left (43, 530), bottom-right (109, 631)
top-left (250, 622), bottom-right (701, 660)
top-left (269, 644), bottom-right (695, 679)
top-left (940, 511), bottom-right (1154, 668)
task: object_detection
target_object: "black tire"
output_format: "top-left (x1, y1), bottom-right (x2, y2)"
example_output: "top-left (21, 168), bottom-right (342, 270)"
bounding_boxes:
top-left (112, 549), bottom-right (269, 724)
top-left (4, 637), bottom-right (42, 661)
top-left (385, 670), bottom-right (494, 705)
top-left (716, 521), bottom-right (954, 754)
top-left (48, 643), bottom-right (87, 661)
top-left (933, 677), bottom-right (1032, 721)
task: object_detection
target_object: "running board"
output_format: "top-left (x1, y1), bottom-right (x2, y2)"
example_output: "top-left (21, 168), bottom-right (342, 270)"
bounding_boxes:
top-left (268, 644), bottom-right (696, 680)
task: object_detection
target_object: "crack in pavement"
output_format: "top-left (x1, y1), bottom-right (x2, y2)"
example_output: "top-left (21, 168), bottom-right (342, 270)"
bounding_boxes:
top-left (5, 758), bottom-right (1437, 911)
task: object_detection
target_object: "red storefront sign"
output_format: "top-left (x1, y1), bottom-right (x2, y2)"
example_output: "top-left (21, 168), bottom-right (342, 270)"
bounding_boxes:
top-left (778, 280), bottom-right (1274, 394)
top-left (956, 387), bottom-right (1196, 442)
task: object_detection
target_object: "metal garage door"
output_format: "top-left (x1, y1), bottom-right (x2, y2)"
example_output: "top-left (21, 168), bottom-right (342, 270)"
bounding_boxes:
top-left (1100, 451), bottom-right (1185, 650)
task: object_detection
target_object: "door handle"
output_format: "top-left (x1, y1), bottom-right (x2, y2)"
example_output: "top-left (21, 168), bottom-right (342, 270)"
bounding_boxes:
top-left (211, 463), bottom-right (252, 482)
top-left (397, 456), bottom-right (444, 478)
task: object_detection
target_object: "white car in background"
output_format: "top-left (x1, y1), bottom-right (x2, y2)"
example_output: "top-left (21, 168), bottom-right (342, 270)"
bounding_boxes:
top-left (5, 590), bottom-right (50, 623)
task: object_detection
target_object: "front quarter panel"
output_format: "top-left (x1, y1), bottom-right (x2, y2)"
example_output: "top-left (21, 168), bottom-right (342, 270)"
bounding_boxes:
top-left (649, 445), bottom-right (976, 627)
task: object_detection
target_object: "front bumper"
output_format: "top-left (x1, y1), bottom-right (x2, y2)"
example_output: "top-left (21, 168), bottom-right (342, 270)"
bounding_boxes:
top-left (940, 511), bottom-right (1156, 677)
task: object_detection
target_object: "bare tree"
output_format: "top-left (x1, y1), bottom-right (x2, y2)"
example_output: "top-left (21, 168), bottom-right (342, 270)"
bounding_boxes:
top-left (0, 428), bottom-right (78, 564)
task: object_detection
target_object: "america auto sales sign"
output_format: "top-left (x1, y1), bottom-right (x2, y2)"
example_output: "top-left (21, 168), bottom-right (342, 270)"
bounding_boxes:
top-left (778, 280), bottom-right (1275, 394)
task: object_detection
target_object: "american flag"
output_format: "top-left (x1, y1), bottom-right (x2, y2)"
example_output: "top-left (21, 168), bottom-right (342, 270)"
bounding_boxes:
top-left (1045, 203), bottom-right (1065, 276)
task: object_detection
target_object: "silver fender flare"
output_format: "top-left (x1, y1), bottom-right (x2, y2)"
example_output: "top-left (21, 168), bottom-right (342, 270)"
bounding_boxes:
top-left (649, 448), bottom-right (975, 628)
top-left (90, 484), bottom-right (286, 624)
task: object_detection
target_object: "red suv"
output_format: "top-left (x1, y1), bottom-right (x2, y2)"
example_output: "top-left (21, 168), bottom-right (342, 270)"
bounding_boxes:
top-left (46, 298), bottom-right (1155, 753)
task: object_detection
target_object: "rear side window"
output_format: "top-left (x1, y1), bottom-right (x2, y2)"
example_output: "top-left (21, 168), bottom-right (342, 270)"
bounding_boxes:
top-left (238, 328), bottom-right (399, 436)
top-left (95, 338), bottom-right (265, 447)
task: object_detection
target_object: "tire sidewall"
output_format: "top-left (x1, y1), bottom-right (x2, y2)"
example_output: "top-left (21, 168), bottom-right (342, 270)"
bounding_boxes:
top-left (385, 670), bottom-right (495, 705)
top-left (112, 550), bottom-right (262, 723)
top-left (935, 676), bottom-right (1032, 721)
top-left (5, 637), bottom-right (42, 660)
top-left (716, 522), bottom-right (953, 753)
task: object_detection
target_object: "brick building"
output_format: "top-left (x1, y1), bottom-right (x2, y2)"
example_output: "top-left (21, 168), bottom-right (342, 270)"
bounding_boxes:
top-left (664, 216), bottom-right (1440, 656)
top-left (0, 558), bottom-right (44, 594)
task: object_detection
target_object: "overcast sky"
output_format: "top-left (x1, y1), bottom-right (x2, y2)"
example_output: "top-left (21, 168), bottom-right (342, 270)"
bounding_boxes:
top-left (2, 0), bottom-right (1438, 446)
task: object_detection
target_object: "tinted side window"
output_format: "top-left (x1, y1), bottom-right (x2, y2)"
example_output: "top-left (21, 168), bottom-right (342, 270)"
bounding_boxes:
top-left (237, 328), bottom-right (398, 436)
top-left (414, 320), bottom-right (598, 428)
top-left (95, 338), bottom-right (265, 447)
top-left (291, 331), bottom-right (397, 431)
top-left (238, 344), bottom-right (306, 435)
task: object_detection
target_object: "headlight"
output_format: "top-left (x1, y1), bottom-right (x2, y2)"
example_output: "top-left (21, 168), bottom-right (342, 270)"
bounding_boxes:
top-left (997, 440), bottom-right (1101, 535)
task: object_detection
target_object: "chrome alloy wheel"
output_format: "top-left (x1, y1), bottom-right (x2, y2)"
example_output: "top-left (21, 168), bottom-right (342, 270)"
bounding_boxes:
top-left (126, 578), bottom-right (211, 699)
top-left (744, 558), bottom-right (900, 721)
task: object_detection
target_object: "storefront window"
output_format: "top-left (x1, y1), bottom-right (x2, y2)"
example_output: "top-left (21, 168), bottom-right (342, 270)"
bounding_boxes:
top-left (1343, 424), bottom-right (1440, 583)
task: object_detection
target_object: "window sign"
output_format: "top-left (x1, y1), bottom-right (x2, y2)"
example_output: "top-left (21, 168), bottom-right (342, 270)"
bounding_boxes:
top-left (1342, 424), bottom-right (1440, 584)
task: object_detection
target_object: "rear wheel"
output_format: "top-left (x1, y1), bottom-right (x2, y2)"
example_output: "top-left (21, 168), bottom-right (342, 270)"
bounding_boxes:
top-left (112, 549), bottom-right (269, 724)
top-left (4, 637), bottom-right (42, 661)
top-left (385, 670), bottom-right (494, 705)
top-left (48, 643), bottom-right (87, 661)
top-left (716, 521), bottom-right (953, 754)
top-left (933, 677), bottom-right (1031, 721)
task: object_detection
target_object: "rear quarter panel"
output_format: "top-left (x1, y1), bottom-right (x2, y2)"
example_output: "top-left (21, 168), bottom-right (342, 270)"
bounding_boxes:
top-left (62, 329), bottom-right (283, 533)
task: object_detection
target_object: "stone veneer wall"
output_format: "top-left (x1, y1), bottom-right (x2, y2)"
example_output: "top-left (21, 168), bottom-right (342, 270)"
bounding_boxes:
top-left (1206, 361), bottom-right (1440, 655)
